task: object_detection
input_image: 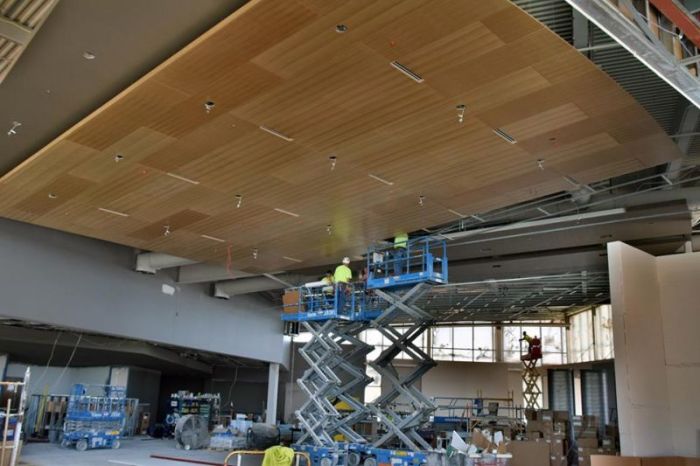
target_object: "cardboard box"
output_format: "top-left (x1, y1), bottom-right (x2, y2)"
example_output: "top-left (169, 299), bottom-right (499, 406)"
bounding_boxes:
top-left (553, 421), bottom-right (567, 433)
top-left (282, 290), bottom-right (302, 313)
top-left (591, 456), bottom-right (640, 466)
top-left (578, 438), bottom-right (600, 449)
top-left (548, 438), bottom-right (565, 456)
top-left (550, 454), bottom-right (567, 466)
top-left (508, 440), bottom-right (550, 466)
top-left (553, 411), bottom-right (569, 422)
top-left (574, 427), bottom-right (598, 439)
top-left (528, 420), bottom-right (554, 434)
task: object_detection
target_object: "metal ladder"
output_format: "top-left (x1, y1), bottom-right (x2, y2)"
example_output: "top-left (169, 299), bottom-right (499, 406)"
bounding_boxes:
top-left (367, 283), bottom-right (436, 451)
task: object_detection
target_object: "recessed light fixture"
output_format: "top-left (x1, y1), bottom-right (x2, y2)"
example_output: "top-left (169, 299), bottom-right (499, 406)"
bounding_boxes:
top-left (7, 121), bottom-right (21, 136)
top-left (204, 101), bottom-right (215, 114)
top-left (114, 154), bottom-right (124, 162)
top-left (48, 193), bottom-right (57, 199)
top-left (493, 128), bottom-right (517, 144)
top-left (274, 208), bottom-right (300, 218)
top-left (166, 172), bottom-right (200, 185)
top-left (259, 125), bottom-right (294, 142)
top-left (335, 24), bottom-right (348, 33)
top-left (82, 51), bottom-right (96, 60)
top-left (201, 234), bottom-right (225, 243)
top-left (235, 194), bottom-right (243, 208)
top-left (283, 256), bottom-right (303, 263)
top-left (390, 61), bottom-right (424, 83)
top-left (368, 174), bottom-right (394, 186)
top-left (97, 207), bottom-right (129, 217)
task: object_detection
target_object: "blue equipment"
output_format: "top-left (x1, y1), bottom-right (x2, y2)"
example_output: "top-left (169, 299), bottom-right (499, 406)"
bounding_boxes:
top-left (366, 237), bottom-right (448, 290)
top-left (281, 238), bottom-right (449, 466)
top-left (61, 384), bottom-right (126, 451)
top-left (281, 282), bottom-right (382, 322)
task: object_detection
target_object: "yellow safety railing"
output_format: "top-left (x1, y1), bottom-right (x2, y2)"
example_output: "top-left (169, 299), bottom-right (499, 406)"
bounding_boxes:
top-left (223, 449), bottom-right (311, 466)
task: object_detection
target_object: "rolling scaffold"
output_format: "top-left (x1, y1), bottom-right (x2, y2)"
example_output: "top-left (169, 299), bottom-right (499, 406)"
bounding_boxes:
top-left (282, 237), bottom-right (448, 466)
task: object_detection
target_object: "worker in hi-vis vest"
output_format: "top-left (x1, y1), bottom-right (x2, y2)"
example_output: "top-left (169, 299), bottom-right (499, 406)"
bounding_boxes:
top-left (334, 257), bottom-right (352, 312)
top-left (393, 231), bottom-right (408, 276)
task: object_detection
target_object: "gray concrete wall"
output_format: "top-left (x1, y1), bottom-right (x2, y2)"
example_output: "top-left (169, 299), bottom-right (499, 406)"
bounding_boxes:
top-left (0, 218), bottom-right (287, 364)
top-left (6, 363), bottom-right (111, 395)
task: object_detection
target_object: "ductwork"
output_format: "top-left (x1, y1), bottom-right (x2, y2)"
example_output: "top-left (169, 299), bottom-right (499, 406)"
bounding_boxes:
top-left (213, 274), bottom-right (314, 299)
top-left (135, 253), bottom-right (198, 274)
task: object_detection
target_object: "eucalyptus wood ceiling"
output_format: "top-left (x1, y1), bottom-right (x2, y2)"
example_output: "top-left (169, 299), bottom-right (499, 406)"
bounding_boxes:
top-left (0, 0), bottom-right (682, 273)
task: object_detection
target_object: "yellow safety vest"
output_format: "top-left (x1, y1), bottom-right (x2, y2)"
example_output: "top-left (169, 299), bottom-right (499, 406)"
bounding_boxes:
top-left (394, 232), bottom-right (408, 249)
top-left (334, 265), bottom-right (352, 284)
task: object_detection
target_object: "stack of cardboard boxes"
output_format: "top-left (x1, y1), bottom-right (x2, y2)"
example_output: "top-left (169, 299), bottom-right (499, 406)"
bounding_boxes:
top-left (523, 409), bottom-right (569, 466)
top-left (521, 409), bottom-right (619, 466)
top-left (573, 416), bottom-right (617, 466)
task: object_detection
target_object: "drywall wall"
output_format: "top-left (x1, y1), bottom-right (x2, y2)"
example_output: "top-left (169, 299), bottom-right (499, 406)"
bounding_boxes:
top-left (5, 363), bottom-right (110, 395)
top-left (656, 252), bottom-right (700, 457)
top-left (607, 242), bottom-right (700, 457)
top-left (0, 218), bottom-right (287, 365)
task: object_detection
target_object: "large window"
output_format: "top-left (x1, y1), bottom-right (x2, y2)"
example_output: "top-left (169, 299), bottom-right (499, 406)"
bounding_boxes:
top-left (503, 324), bottom-right (567, 364)
top-left (430, 325), bottom-right (495, 362)
top-left (593, 305), bottom-right (614, 360)
top-left (569, 310), bottom-right (595, 362)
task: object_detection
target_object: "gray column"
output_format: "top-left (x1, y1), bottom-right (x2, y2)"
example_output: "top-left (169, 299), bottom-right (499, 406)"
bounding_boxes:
top-left (266, 363), bottom-right (280, 424)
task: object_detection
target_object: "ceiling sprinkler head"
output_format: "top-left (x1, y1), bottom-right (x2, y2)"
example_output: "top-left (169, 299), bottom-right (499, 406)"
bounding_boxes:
top-left (163, 225), bottom-right (171, 236)
top-left (235, 194), bottom-right (243, 208)
top-left (456, 104), bottom-right (466, 124)
top-left (82, 51), bottom-right (96, 60)
top-left (537, 159), bottom-right (545, 170)
top-left (335, 24), bottom-right (348, 33)
top-left (114, 154), bottom-right (124, 162)
top-left (204, 101), bottom-right (215, 114)
top-left (326, 224), bottom-right (333, 235)
top-left (419, 195), bottom-right (425, 206)
top-left (7, 121), bottom-right (21, 136)
top-left (48, 193), bottom-right (57, 199)
top-left (329, 155), bottom-right (337, 171)
top-left (252, 248), bottom-right (259, 260)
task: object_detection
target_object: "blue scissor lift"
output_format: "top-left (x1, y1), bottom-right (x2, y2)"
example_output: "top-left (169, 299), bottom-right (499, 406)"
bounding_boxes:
top-left (282, 238), bottom-right (448, 466)
top-left (61, 384), bottom-right (126, 451)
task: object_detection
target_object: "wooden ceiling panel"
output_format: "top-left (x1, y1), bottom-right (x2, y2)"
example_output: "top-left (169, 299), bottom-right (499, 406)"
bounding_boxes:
top-left (481, 4), bottom-right (542, 44)
top-left (0, 0), bottom-right (682, 272)
top-left (15, 174), bottom-right (96, 217)
top-left (359, 0), bottom-right (508, 61)
top-left (68, 128), bottom-right (177, 183)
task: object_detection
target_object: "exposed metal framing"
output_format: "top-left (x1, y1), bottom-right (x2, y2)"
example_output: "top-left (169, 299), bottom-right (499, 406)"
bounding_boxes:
top-left (0, 0), bottom-right (60, 84)
top-left (563, 0), bottom-right (700, 108)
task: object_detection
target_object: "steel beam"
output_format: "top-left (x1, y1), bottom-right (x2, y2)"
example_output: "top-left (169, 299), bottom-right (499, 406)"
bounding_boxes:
top-left (0, 16), bottom-right (32, 45)
top-left (564, 0), bottom-right (700, 108)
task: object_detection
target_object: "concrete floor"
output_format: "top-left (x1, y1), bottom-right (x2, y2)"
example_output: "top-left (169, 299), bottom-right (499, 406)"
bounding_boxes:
top-left (19, 437), bottom-right (231, 466)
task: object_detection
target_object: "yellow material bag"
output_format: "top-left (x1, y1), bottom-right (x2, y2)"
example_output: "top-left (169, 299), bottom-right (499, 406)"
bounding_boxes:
top-left (262, 445), bottom-right (295, 466)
